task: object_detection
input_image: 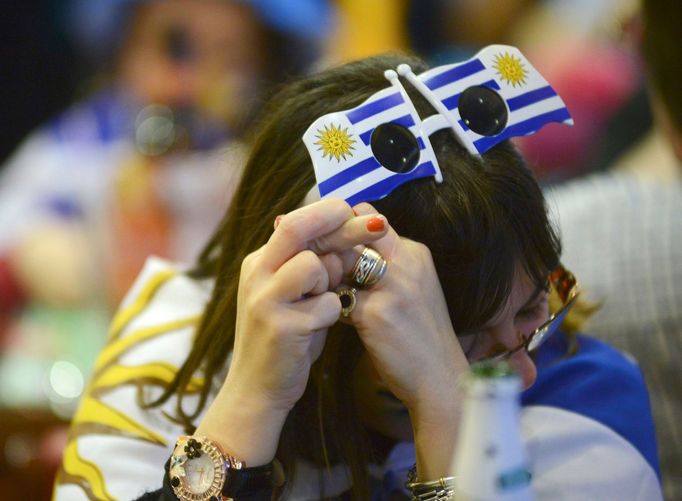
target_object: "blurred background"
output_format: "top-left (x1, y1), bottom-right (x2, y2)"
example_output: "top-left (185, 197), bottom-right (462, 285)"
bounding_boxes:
top-left (0, 0), bottom-right (678, 499)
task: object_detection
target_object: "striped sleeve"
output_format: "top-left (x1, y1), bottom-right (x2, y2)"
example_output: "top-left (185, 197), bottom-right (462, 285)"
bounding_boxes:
top-left (52, 257), bottom-right (211, 501)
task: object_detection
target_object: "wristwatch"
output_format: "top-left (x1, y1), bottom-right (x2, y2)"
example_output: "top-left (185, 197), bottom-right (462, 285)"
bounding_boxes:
top-left (168, 435), bottom-right (277, 501)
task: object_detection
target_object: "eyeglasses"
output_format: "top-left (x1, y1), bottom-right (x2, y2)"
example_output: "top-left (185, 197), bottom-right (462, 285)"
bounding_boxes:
top-left (475, 264), bottom-right (579, 363)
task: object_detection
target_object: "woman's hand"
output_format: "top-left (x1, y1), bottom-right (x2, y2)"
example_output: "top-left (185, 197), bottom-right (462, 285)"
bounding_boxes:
top-left (345, 203), bottom-right (469, 413)
top-left (344, 203), bottom-right (470, 479)
top-left (195, 198), bottom-right (388, 465)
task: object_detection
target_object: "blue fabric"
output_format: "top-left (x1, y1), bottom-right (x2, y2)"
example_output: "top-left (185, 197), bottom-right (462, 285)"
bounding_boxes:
top-left (521, 333), bottom-right (660, 478)
top-left (48, 89), bottom-right (131, 145)
top-left (373, 442), bottom-right (415, 500)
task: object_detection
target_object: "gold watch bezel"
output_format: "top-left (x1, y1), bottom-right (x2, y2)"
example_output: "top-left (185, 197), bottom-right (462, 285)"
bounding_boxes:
top-left (170, 436), bottom-right (236, 501)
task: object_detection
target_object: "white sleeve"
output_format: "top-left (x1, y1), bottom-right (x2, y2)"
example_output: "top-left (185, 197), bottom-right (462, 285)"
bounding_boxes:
top-left (522, 405), bottom-right (662, 501)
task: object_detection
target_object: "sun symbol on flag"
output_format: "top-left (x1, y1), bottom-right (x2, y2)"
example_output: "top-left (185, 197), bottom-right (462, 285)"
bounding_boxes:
top-left (315, 124), bottom-right (355, 161)
top-left (493, 52), bottom-right (528, 87)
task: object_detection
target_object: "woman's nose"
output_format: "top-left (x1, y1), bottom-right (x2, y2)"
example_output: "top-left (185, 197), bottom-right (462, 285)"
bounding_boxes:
top-left (508, 349), bottom-right (537, 390)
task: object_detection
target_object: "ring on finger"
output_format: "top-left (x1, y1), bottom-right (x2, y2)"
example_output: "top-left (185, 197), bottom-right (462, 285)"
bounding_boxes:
top-left (350, 247), bottom-right (387, 288)
top-left (336, 286), bottom-right (357, 317)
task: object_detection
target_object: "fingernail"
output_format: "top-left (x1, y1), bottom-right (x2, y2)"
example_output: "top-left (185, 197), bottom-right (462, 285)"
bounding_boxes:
top-left (366, 216), bottom-right (385, 232)
top-left (274, 215), bottom-right (283, 229)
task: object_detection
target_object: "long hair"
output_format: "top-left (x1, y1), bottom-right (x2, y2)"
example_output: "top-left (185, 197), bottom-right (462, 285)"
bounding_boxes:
top-left (150, 53), bottom-right (561, 498)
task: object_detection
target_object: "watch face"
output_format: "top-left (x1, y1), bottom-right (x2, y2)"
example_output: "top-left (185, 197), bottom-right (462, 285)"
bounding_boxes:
top-left (170, 436), bottom-right (226, 501)
top-left (184, 453), bottom-right (216, 495)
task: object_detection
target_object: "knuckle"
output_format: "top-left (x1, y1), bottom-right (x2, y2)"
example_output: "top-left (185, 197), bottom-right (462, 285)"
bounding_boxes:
top-left (277, 215), bottom-right (307, 243)
top-left (363, 298), bottom-right (388, 324)
top-left (310, 233), bottom-right (332, 254)
top-left (412, 240), bottom-right (433, 260)
top-left (299, 250), bottom-right (323, 274)
top-left (326, 197), bottom-right (352, 215)
top-left (241, 248), bottom-right (265, 273)
top-left (241, 252), bottom-right (255, 270)
top-left (316, 293), bottom-right (342, 325)
top-left (320, 254), bottom-right (343, 287)
top-left (244, 289), bottom-right (269, 314)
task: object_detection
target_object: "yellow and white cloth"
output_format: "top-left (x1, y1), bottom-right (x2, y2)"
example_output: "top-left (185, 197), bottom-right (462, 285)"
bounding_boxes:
top-left (52, 257), bottom-right (212, 501)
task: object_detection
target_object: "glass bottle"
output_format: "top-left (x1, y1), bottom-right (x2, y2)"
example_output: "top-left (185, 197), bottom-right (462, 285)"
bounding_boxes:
top-left (453, 362), bottom-right (533, 501)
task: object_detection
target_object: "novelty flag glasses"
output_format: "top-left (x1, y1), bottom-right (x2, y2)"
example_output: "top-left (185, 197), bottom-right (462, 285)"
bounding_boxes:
top-left (303, 44), bottom-right (573, 206)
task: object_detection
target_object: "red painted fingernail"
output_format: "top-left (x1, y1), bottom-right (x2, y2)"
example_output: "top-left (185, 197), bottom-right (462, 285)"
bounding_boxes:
top-left (274, 215), bottom-right (283, 229)
top-left (366, 216), bottom-right (385, 232)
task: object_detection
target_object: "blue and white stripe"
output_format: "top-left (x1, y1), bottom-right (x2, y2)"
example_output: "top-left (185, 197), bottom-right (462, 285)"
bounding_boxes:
top-left (417, 44), bottom-right (573, 154)
top-left (304, 85), bottom-right (438, 206)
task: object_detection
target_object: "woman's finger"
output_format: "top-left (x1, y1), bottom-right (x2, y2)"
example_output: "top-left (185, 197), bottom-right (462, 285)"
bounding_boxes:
top-left (351, 202), bottom-right (401, 260)
top-left (270, 250), bottom-right (329, 301)
top-left (288, 292), bottom-right (342, 333)
top-left (318, 253), bottom-right (344, 290)
top-left (261, 198), bottom-right (354, 271)
top-left (307, 213), bottom-right (388, 256)
top-left (336, 203), bottom-right (402, 282)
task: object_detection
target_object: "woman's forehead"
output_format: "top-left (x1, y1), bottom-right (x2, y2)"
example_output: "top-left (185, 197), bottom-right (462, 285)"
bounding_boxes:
top-left (479, 266), bottom-right (542, 328)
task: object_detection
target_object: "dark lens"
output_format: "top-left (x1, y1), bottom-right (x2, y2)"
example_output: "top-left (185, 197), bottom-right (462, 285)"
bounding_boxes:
top-left (459, 86), bottom-right (508, 136)
top-left (370, 123), bottom-right (420, 173)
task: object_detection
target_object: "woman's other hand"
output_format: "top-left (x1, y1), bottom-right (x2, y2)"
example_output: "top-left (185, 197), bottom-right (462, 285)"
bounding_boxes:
top-left (345, 202), bottom-right (469, 479)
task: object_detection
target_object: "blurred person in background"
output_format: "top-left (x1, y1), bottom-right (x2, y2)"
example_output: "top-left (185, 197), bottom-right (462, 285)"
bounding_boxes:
top-left (399, 0), bottom-right (653, 184)
top-left (508, 0), bottom-right (655, 182)
top-left (0, 1), bottom-right (331, 498)
top-left (546, 0), bottom-right (682, 498)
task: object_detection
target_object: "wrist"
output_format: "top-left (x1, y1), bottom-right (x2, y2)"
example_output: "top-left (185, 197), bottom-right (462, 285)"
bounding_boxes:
top-left (409, 394), bottom-right (462, 480)
top-left (195, 381), bottom-right (290, 466)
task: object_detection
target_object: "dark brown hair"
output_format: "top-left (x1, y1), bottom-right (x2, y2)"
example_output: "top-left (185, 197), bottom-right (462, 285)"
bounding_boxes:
top-left (642, 0), bottom-right (682, 131)
top-left (151, 53), bottom-right (561, 498)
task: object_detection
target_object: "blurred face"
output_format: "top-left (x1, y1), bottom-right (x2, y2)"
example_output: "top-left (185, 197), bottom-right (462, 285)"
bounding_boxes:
top-left (119, 0), bottom-right (266, 127)
top-left (352, 265), bottom-right (546, 442)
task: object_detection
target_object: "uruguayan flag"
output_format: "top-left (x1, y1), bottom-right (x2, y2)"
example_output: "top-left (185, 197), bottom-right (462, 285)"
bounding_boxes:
top-left (417, 44), bottom-right (573, 154)
top-left (303, 79), bottom-right (440, 206)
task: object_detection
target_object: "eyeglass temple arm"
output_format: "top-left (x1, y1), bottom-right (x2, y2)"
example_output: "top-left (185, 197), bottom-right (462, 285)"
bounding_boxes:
top-left (397, 63), bottom-right (479, 155)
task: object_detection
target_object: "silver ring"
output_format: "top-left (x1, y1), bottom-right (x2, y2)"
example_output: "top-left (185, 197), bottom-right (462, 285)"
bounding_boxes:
top-left (350, 248), bottom-right (387, 288)
top-left (336, 286), bottom-right (357, 317)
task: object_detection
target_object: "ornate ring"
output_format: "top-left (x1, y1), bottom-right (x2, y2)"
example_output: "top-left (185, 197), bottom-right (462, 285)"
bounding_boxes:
top-left (350, 247), bottom-right (387, 288)
top-left (336, 286), bottom-right (357, 317)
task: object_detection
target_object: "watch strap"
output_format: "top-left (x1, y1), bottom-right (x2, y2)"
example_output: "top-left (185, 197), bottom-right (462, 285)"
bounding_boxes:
top-left (162, 458), bottom-right (180, 500)
top-left (223, 461), bottom-right (276, 500)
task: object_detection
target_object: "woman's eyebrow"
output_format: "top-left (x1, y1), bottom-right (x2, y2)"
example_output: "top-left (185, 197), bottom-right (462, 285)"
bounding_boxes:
top-left (465, 282), bottom-right (548, 334)
top-left (519, 284), bottom-right (546, 310)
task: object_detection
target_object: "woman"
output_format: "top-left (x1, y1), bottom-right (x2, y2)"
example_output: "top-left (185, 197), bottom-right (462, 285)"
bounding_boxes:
top-left (53, 51), bottom-right (661, 501)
